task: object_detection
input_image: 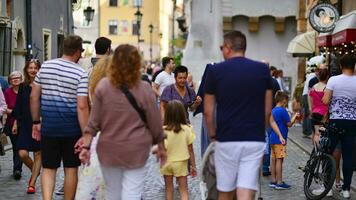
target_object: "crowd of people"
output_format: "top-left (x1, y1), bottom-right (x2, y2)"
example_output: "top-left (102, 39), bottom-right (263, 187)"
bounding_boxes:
top-left (0, 29), bottom-right (354, 200)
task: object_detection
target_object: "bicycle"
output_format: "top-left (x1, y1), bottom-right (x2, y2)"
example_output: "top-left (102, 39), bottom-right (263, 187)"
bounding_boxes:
top-left (303, 123), bottom-right (336, 200)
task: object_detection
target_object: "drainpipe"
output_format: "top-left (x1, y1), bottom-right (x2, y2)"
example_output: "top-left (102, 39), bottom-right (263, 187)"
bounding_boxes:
top-left (25, 0), bottom-right (32, 60)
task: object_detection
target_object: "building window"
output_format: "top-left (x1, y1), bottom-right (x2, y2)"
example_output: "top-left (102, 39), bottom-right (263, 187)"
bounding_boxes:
top-left (121, 20), bottom-right (129, 33)
top-left (109, 20), bottom-right (118, 35)
top-left (57, 34), bottom-right (64, 58)
top-left (121, 0), bottom-right (129, 6)
top-left (43, 29), bottom-right (52, 61)
top-left (133, 0), bottom-right (143, 7)
top-left (0, 22), bottom-right (12, 76)
top-left (109, 0), bottom-right (118, 7)
top-left (132, 21), bottom-right (139, 35)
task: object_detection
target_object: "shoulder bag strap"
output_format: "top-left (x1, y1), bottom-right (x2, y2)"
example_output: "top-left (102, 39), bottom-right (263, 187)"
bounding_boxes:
top-left (120, 85), bottom-right (147, 124)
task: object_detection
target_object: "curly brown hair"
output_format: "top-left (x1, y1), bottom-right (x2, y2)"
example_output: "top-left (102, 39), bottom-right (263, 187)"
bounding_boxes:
top-left (108, 44), bottom-right (141, 88)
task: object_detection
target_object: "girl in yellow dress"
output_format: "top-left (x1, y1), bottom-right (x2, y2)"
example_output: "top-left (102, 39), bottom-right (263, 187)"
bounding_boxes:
top-left (160, 100), bottom-right (197, 200)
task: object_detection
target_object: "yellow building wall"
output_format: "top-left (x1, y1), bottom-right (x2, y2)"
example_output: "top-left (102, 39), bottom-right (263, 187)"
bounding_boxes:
top-left (99, 0), bottom-right (160, 60)
top-left (159, 0), bottom-right (184, 58)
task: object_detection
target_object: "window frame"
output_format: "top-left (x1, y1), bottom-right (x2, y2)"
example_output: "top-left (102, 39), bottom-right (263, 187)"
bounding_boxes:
top-left (109, 0), bottom-right (118, 7)
top-left (108, 20), bottom-right (118, 35)
top-left (42, 29), bottom-right (52, 62)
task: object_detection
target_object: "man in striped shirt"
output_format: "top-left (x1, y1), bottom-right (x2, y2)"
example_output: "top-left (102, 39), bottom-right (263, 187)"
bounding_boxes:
top-left (30, 35), bottom-right (89, 200)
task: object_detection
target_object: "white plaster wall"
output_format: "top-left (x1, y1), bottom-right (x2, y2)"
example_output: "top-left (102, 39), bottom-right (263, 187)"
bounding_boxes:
top-left (182, 0), bottom-right (223, 83)
top-left (233, 16), bottom-right (298, 94)
top-left (230, 0), bottom-right (297, 17)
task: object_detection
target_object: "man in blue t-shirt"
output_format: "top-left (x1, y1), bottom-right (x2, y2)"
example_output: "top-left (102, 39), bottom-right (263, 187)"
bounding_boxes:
top-left (204, 30), bottom-right (273, 199)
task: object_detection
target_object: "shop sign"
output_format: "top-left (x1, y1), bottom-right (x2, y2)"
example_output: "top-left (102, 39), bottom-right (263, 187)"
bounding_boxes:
top-left (309, 3), bottom-right (339, 33)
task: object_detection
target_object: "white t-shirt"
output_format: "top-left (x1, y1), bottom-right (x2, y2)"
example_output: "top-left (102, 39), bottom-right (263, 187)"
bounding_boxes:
top-left (326, 74), bottom-right (356, 120)
top-left (302, 73), bottom-right (316, 95)
top-left (154, 71), bottom-right (175, 96)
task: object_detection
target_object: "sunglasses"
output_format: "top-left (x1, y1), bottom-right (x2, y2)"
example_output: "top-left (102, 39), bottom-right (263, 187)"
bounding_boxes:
top-left (30, 59), bottom-right (39, 62)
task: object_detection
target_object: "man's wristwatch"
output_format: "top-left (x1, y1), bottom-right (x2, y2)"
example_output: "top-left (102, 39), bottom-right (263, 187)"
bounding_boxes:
top-left (32, 120), bottom-right (41, 125)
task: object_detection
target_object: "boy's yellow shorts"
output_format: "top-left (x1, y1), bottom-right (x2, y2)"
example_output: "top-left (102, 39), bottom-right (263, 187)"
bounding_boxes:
top-left (160, 160), bottom-right (189, 177)
top-left (271, 144), bottom-right (287, 159)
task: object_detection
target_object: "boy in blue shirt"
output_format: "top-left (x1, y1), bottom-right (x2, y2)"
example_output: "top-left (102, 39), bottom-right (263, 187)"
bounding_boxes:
top-left (269, 91), bottom-right (299, 190)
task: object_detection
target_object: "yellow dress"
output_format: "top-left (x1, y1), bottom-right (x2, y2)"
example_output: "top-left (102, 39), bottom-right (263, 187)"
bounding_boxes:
top-left (160, 125), bottom-right (196, 177)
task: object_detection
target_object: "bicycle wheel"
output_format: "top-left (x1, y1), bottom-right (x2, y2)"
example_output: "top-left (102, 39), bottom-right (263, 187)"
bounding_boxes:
top-left (304, 154), bottom-right (336, 200)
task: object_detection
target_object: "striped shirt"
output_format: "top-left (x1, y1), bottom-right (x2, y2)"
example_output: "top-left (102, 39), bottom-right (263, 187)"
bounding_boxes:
top-left (34, 58), bottom-right (88, 137)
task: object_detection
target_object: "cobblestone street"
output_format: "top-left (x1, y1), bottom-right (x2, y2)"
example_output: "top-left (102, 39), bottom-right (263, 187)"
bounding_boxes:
top-left (0, 115), bottom-right (355, 199)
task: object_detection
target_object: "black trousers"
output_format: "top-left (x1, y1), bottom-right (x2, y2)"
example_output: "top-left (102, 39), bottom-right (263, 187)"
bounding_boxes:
top-left (8, 133), bottom-right (23, 172)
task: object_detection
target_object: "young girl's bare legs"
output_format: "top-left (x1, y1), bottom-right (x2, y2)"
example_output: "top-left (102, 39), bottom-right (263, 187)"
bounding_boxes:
top-left (164, 175), bottom-right (174, 200)
top-left (176, 176), bottom-right (189, 200)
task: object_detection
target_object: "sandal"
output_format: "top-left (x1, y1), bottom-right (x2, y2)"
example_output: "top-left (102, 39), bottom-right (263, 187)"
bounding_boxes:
top-left (27, 186), bottom-right (36, 194)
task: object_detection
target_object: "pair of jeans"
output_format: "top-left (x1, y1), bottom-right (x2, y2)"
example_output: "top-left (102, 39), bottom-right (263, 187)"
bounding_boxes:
top-left (263, 132), bottom-right (270, 173)
top-left (329, 120), bottom-right (356, 190)
top-left (8, 133), bottom-right (23, 172)
top-left (201, 117), bottom-right (210, 158)
top-left (302, 95), bottom-right (312, 136)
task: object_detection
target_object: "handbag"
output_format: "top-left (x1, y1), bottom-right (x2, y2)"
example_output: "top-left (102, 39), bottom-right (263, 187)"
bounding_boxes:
top-left (75, 133), bottom-right (105, 200)
top-left (0, 131), bottom-right (8, 146)
top-left (0, 131), bottom-right (8, 156)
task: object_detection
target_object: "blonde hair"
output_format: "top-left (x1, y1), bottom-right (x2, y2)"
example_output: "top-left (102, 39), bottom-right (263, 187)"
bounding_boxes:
top-left (89, 56), bottom-right (111, 95)
top-left (108, 44), bottom-right (141, 88)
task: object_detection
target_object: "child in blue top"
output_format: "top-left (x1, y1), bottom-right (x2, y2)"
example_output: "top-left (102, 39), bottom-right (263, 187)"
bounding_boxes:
top-left (269, 91), bottom-right (299, 190)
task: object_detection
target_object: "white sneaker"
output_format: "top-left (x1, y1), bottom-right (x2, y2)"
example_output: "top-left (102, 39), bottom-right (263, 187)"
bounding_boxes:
top-left (340, 190), bottom-right (350, 199)
top-left (326, 189), bottom-right (333, 197)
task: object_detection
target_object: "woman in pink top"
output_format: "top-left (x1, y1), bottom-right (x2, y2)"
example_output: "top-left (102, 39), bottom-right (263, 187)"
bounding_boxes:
top-left (308, 68), bottom-right (329, 144)
top-left (79, 44), bottom-right (166, 200)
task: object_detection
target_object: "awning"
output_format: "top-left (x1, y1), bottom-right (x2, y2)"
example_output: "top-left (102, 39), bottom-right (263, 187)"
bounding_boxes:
top-left (287, 31), bottom-right (316, 57)
top-left (332, 11), bottom-right (356, 46)
top-left (318, 32), bottom-right (332, 47)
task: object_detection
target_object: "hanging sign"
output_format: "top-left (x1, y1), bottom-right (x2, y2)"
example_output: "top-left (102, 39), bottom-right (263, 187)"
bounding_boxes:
top-left (309, 3), bottom-right (339, 33)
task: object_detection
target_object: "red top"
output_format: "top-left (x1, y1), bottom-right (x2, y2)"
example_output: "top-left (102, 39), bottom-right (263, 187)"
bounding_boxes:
top-left (309, 89), bottom-right (328, 116)
top-left (4, 88), bottom-right (17, 127)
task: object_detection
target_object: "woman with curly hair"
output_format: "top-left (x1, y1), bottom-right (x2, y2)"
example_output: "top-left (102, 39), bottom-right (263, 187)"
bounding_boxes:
top-left (79, 44), bottom-right (167, 200)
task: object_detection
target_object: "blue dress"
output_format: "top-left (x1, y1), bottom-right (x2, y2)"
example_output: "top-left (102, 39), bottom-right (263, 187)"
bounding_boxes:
top-left (13, 83), bottom-right (40, 151)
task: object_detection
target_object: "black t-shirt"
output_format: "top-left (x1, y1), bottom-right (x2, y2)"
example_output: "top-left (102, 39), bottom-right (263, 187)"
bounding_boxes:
top-left (308, 76), bottom-right (319, 88)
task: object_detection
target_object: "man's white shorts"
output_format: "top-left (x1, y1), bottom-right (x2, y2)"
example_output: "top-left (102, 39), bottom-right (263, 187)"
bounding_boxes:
top-left (214, 141), bottom-right (265, 192)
